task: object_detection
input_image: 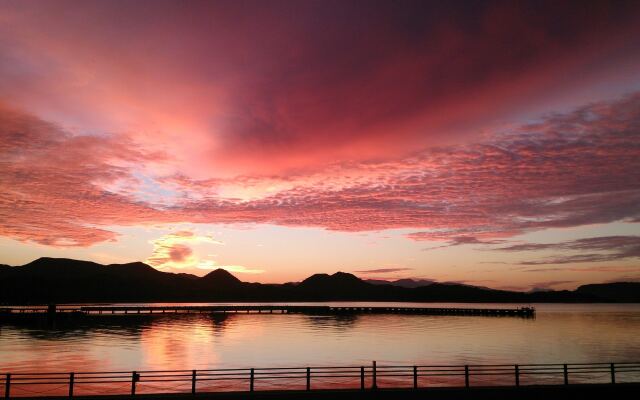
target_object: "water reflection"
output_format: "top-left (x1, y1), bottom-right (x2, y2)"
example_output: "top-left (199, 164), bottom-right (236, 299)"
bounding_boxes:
top-left (305, 314), bottom-right (359, 331)
top-left (1, 303), bottom-right (640, 375)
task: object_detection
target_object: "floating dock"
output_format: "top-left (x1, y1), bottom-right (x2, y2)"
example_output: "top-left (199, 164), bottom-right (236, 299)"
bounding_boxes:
top-left (0, 304), bottom-right (535, 318)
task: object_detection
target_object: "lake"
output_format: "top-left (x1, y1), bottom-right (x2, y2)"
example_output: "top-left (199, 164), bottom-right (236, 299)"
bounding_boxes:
top-left (1, 302), bottom-right (639, 395)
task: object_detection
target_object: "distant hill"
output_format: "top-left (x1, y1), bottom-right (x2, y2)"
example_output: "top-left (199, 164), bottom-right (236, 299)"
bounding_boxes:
top-left (576, 282), bottom-right (640, 302)
top-left (202, 268), bottom-right (243, 286)
top-left (0, 257), bottom-right (634, 303)
top-left (300, 272), bottom-right (375, 299)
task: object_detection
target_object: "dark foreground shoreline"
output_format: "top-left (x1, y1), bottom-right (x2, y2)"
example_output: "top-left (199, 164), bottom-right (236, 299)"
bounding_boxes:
top-left (16, 383), bottom-right (640, 400)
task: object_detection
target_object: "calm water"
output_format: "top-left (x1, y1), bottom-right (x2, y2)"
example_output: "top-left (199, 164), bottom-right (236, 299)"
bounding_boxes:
top-left (2, 302), bottom-right (640, 374)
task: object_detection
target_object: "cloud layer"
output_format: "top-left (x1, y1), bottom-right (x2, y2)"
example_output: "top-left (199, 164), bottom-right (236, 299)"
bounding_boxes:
top-left (1, 92), bottom-right (640, 248)
top-left (499, 236), bottom-right (640, 265)
top-left (0, 104), bottom-right (167, 246)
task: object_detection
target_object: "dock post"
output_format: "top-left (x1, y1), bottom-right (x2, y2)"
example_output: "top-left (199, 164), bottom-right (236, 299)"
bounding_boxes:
top-left (47, 304), bottom-right (56, 320)
top-left (515, 365), bottom-right (519, 386)
top-left (464, 365), bottom-right (469, 387)
top-left (5, 373), bottom-right (10, 399)
top-left (131, 371), bottom-right (139, 395)
top-left (69, 372), bottom-right (74, 397)
top-left (372, 361), bottom-right (377, 390)
top-left (306, 367), bottom-right (311, 391)
top-left (563, 364), bottom-right (568, 385)
top-left (360, 367), bottom-right (365, 390)
top-left (413, 366), bottom-right (418, 389)
top-left (610, 363), bottom-right (616, 384)
top-left (250, 368), bottom-right (254, 392)
top-left (191, 370), bottom-right (196, 394)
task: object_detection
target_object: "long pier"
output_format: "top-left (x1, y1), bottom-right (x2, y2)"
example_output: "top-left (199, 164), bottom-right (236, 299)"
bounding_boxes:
top-left (0, 305), bottom-right (535, 318)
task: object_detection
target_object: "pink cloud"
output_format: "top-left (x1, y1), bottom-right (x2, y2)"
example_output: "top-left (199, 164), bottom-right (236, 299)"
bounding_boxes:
top-left (1, 92), bottom-right (640, 247)
top-left (168, 244), bottom-right (192, 263)
top-left (180, 93), bottom-right (640, 239)
top-left (354, 268), bottom-right (414, 274)
top-left (0, 103), bottom-right (171, 246)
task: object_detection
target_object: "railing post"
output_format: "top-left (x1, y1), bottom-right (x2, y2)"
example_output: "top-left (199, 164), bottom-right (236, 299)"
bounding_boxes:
top-left (306, 367), bottom-right (311, 391)
top-left (250, 368), bottom-right (254, 392)
top-left (464, 365), bottom-right (469, 387)
top-left (515, 365), bottom-right (519, 387)
top-left (610, 363), bottom-right (615, 384)
top-left (360, 366), bottom-right (365, 390)
top-left (5, 374), bottom-right (10, 399)
top-left (191, 370), bottom-right (196, 394)
top-left (372, 361), bottom-right (377, 389)
top-left (563, 364), bottom-right (568, 385)
top-left (131, 371), bottom-right (138, 395)
top-left (69, 372), bottom-right (75, 397)
top-left (413, 366), bottom-right (418, 389)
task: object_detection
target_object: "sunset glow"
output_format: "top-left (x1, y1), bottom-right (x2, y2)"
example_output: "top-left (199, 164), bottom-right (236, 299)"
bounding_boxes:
top-left (1, 0), bottom-right (639, 290)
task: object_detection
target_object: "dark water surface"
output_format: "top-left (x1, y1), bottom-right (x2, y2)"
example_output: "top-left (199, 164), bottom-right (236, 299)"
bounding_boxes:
top-left (1, 302), bottom-right (639, 395)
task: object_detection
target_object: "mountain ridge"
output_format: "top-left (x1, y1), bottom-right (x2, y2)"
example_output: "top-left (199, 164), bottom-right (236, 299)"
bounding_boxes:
top-left (0, 257), bottom-right (638, 303)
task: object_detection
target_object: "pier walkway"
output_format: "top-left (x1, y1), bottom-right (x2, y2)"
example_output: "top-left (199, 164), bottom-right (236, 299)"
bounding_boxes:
top-left (0, 305), bottom-right (535, 318)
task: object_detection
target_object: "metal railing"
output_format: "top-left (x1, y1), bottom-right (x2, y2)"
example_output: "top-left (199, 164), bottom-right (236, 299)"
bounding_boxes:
top-left (2, 362), bottom-right (638, 398)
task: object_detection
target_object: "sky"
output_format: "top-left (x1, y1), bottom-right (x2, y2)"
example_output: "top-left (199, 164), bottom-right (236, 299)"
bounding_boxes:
top-left (1, 0), bottom-right (640, 291)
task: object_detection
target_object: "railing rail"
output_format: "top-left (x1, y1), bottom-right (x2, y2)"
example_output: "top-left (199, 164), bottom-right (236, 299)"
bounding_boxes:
top-left (2, 361), bottom-right (638, 398)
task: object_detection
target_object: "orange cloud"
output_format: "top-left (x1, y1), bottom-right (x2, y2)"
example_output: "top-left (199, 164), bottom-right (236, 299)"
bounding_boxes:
top-left (145, 231), bottom-right (223, 270)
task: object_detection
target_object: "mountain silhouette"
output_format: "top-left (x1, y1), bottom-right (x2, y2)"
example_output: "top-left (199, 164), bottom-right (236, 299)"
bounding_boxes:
top-left (0, 257), bottom-right (637, 303)
top-left (202, 268), bottom-right (243, 286)
top-left (576, 282), bottom-right (640, 302)
top-left (298, 272), bottom-right (379, 300)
